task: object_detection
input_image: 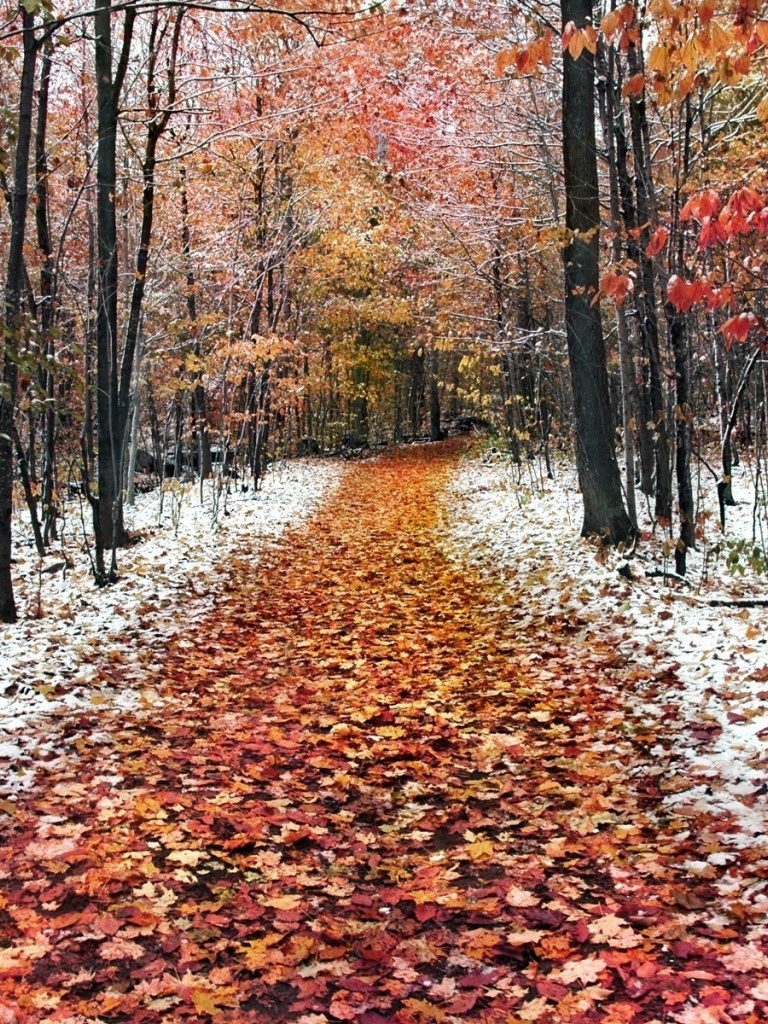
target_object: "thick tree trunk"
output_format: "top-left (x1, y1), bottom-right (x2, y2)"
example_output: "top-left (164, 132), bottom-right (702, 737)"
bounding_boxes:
top-left (561, 0), bottom-right (632, 543)
top-left (0, 9), bottom-right (37, 623)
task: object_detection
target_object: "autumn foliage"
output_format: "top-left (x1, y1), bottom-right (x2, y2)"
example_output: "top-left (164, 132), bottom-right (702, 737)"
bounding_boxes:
top-left (2, 444), bottom-right (768, 1022)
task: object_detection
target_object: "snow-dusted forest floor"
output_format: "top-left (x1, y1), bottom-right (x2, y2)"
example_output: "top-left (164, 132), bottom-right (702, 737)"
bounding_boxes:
top-left (442, 447), bottom-right (768, 863)
top-left (3, 442), bottom-right (768, 864)
top-left (0, 460), bottom-right (346, 796)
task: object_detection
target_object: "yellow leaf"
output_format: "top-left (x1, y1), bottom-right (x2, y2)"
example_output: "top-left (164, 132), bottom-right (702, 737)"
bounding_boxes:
top-left (757, 95), bottom-right (768, 124)
top-left (134, 794), bottom-right (166, 819)
top-left (402, 998), bottom-right (446, 1022)
top-left (191, 988), bottom-right (240, 1014)
top-left (241, 933), bottom-right (285, 969)
top-left (647, 44), bottom-right (671, 75)
top-left (710, 19), bottom-right (730, 51)
top-left (680, 36), bottom-right (700, 71)
top-left (262, 893), bottom-right (302, 910)
top-left (467, 839), bottom-right (494, 861)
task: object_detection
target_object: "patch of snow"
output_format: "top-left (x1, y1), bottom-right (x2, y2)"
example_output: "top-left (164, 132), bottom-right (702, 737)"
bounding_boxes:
top-left (0, 459), bottom-right (345, 798)
top-left (441, 448), bottom-right (768, 853)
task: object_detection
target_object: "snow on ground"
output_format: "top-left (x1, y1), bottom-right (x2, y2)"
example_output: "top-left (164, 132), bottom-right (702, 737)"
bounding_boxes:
top-left (0, 459), bottom-right (345, 798)
top-left (4, 440), bottom-right (768, 849)
top-left (441, 446), bottom-right (768, 852)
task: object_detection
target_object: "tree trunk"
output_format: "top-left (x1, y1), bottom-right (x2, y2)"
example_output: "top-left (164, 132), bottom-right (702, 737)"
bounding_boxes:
top-left (608, 51), bottom-right (654, 496)
top-left (179, 161), bottom-right (212, 479)
top-left (429, 348), bottom-right (442, 441)
top-left (626, 37), bottom-right (672, 523)
top-left (0, 8), bottom-right (37, 623)
top-left (93, 0), bottom-right (135, 583)
top-left (669, 96), bottom-right (696, 574)
top-left (561, 0), bottom-right (632, 543)
top-left (35, 45), bottom-right (58, 544)
top-left (597, 40), bottom-right (638, 531)
top-left (121, 11), bottom-right (184, 481)
top-left (669, 310), bottom-right (696, 572)
top-left (408, 345), bottom-right (425, 439)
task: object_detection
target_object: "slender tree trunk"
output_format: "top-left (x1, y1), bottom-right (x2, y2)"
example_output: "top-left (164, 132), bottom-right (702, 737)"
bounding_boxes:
top-left (429, 348), bottom-right (442, 441)
top-left (626, 37), bottom-right (672, 523)
top-left (13, 423), bottom-right (44, 557)
top-left (669, 98), bottom-right (697, 574)
top-left (608, 48), bottom-right (654, 495)
top-left (93, 0), bottom-right (135, 583)
top-left (35, 45), bottom-right (59, 544)
top-left (121, 12), bottom-right (183, 473)
top-left (409, 345), bottom-right (425, 439)
top-left (125, 336), bottom-right (142, 506)
top-left (561, 0), bottom-right (632, 543)
top-left (0, 9), bottom-right (37, 623)
top-left (597, 41), bottom-right (638, 530)
top-left (252, 365), bottom-right (271, 489)
top-left (179, 161), bottom-right (212, 479)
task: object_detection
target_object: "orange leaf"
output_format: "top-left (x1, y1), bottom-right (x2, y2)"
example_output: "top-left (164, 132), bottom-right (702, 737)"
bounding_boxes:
top-left (680, 188), bottom-right (721, 221)
top-left (622, 73), bottom-right (646, 97)
top-left (495, 49), bottom-right (517, 76)
top-left (620, 2), bottom-right (636, 24)
top-left (601, 9), bottom-right (622, 39)
top-left (698, 0), bottom-right (715, 24)
top-left (698, 215), bottom-right (728, 248)
top-left (569, 30), bottom-right (586, 60)
top-left (646, 226), bottom-right (668, 257)
top-left (599, 271), bottom-right (634, 306)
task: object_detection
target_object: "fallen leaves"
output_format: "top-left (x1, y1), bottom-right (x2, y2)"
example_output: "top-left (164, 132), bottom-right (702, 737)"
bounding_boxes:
top-left (1, 444), bottom-right (767, 1022)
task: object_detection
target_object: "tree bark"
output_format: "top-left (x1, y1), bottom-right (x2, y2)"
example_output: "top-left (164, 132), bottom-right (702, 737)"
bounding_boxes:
top-left (35, 45), bottom-right (58, 545)
top-left (626, 36), bottom-right (672, 523)
top-left (179, 160), bottom-right (212, 479)
top-left (0, 8), bottom-right (37, 623)
top-left (561, 0), bottom-right (633, 543)
top-left (93, 0), bottom-right (135, 583)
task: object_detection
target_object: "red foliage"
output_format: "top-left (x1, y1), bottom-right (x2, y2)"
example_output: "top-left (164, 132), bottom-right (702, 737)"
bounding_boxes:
top-left (720, 310), bottom-right (767, 347)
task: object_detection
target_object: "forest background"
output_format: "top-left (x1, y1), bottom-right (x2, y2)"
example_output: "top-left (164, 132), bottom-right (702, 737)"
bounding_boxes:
top-left (1, 0), bottom-right (768, 619)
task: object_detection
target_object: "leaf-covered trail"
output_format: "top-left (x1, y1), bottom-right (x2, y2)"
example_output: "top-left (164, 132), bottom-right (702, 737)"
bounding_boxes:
top-left (2, 443), bottom-right (767, 1023)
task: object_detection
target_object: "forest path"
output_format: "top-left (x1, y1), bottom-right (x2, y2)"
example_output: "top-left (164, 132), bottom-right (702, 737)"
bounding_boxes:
top-left (2, 442), bottom-right (766, 1023)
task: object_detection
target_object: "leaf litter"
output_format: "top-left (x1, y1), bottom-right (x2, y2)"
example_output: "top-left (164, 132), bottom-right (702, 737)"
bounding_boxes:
top-left (0, 441), bottom-right (767, 1023)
